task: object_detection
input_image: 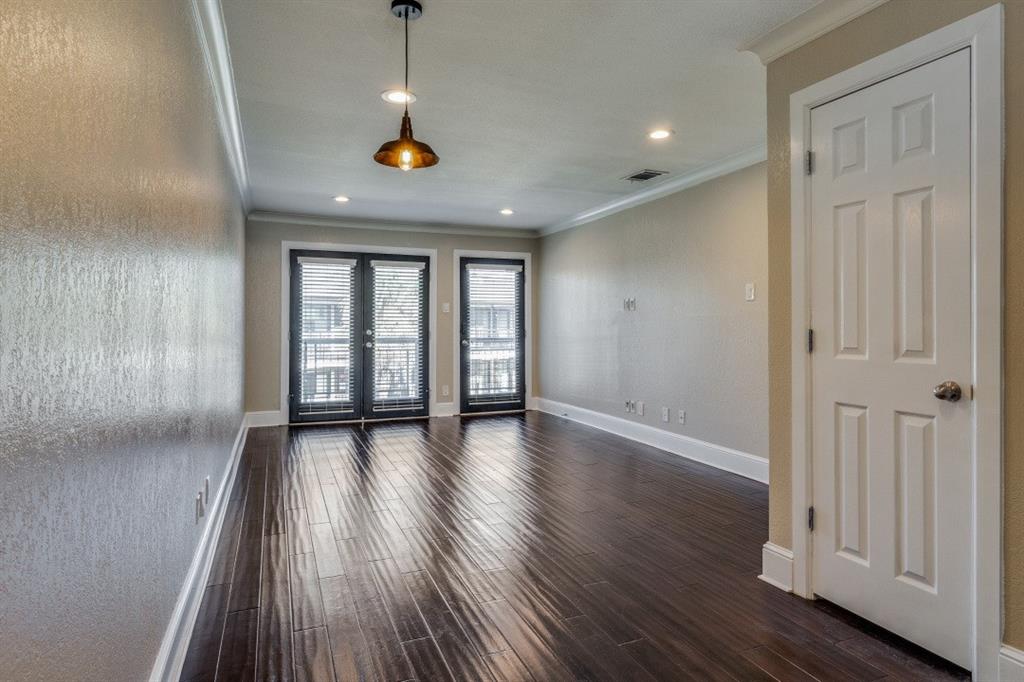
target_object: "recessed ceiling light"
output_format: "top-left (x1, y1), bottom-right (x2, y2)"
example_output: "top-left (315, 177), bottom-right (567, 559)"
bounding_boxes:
top-left (500, 208), bottom-right (514, 216)
top-left (381, 89), bottom-right (417, 104)
top-left (333, 195), bottom-right (350, 203)
top-left (648, 129), bottom-right (674, 140)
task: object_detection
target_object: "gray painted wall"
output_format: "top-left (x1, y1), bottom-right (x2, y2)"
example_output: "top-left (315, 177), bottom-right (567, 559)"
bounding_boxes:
top-left (0, 1), bottom-right (245, 680)
top-left (538, 163), bottom-right (769, 458)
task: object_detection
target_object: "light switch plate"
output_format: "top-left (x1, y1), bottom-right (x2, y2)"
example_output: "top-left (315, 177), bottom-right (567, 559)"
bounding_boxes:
top-left (678, 409), bottom-right (686, 424)
top-left (442, 302), bottom-right (451, 313)
top-left (637, 401), bottom-right (644, 416)
top-left (745, 282), bottom-right (756, 301)
top-left (442, 384), bottom-right (450, 397)
top-left (661, 407), bottom-right (669, 422)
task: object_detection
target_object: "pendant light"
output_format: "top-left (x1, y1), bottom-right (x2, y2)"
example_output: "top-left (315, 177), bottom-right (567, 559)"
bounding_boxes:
top-left (374, 0), bottom-right (439, 171)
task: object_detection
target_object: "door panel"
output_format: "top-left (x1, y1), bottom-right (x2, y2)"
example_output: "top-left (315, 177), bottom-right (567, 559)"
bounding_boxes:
top-left (364, 257), bottom-right (429, 419)
top-left (289, 251), bottom-right (429, 422)
top-left (289, 252), bottom-right (362, 423)
top-left (809, 49), bottom-right (971, 667)
top-left (460, 258), bottom-right (525, 414)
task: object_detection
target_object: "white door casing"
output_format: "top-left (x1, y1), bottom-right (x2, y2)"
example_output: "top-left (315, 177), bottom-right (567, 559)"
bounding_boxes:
top-left (810, 49), bottom-right (971, 667)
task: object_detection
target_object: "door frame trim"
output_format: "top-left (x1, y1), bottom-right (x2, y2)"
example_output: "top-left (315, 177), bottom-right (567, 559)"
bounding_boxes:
top-left (452, 249), bottom-right (533, 416)
top-left (279, 240), bottom-right (438, 420)
top-left (787, 5), bottom-right (1003, 677)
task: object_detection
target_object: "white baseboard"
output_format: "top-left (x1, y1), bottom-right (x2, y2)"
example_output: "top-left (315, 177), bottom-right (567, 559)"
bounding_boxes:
top-left (149, 417), bottom-right (249, 682)
top-left (1002, 645), bottom-right (1024, 681)
top-left (245, 410), bottom-right (285, 427)
top-left (758, 542), bottom-right (795, 592)
top-left (526, 396), bottom-right (540, 410)
top-left (533, 397), bottom-right (768, 483)
top-left (433, 402), bottom-right (457, 417)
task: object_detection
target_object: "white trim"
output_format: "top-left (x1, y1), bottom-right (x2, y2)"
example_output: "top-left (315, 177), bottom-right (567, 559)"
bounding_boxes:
top-left (452, 250), bottom-right (534, 416)
top-left (250, 210), bottom-right (539, 240)
top-left (1000, 646), bottom-right (1024, 682)
top-left (759, 542), bottom-right (795, 592)
top-left (534, 398), bottom-right (768, 484)
top-left (245, 410), bottom-right (285, 427)
top-left (189, 0), bottom-right (251, 209)
top-left (786, 6), bottom-right (1003, 678)
top-left (541, 144), bottom-right (766, 236)
top-left (149, 417), bottom-right (249, 681)
top-left (739, 0), bottom-right (889, 65)
top-left (279, 241), bottom-right (439, 420)
top-left (432, 402), bottom-right (457, 418)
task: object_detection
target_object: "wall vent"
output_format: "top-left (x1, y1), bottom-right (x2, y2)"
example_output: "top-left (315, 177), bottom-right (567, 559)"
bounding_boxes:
top-left (623, 169), bottom-right (669, 182)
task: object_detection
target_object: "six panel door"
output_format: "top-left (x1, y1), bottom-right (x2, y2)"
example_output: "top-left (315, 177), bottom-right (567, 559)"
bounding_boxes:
top-left (809, 49), bottom-right (972, 667)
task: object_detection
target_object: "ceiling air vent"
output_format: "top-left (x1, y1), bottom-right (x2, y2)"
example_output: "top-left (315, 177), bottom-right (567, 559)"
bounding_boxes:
top-left (623, 169), bottom-right (668, 182)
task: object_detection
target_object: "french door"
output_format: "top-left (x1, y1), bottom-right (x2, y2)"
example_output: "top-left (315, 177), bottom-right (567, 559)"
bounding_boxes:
top-left (459, 257), bottom-right (525, 414)
top-left (289, 250), bottom-right (429, 423)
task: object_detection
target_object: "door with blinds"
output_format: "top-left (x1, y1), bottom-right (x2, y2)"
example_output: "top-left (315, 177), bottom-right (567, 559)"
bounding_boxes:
top-left (459, 257), bottom-right (525, 414)
top-left (289, 250), bottom-right (429, 423)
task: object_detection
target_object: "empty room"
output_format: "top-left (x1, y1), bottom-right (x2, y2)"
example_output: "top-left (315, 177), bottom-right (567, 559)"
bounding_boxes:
top-left (2, 0), bottom-right (1022, 680)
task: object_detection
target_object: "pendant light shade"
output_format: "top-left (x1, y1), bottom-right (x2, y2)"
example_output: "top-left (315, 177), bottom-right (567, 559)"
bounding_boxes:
top-left (374, 112), bottom-right (439, 170)
top-left (374, 0), bottom-right (438, 171)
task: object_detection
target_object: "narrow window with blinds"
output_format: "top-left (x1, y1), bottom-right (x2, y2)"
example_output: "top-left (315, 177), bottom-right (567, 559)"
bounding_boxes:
top-left (459, 257), bottom-right (525, 414)
top-left (289, 250), bottom-right (429, 423)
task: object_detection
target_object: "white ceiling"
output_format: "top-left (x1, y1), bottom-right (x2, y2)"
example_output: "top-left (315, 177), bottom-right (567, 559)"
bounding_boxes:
top-left (221, 0), bottom-right (818, 230)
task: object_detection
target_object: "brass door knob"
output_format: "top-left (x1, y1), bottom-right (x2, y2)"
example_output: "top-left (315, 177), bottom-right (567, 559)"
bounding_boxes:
top-left (933, 380), bottom-right (962, 402)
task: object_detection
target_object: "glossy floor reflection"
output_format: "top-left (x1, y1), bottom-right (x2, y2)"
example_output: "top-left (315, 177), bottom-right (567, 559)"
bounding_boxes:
top-left (181, 412), bottom-right (968, 681)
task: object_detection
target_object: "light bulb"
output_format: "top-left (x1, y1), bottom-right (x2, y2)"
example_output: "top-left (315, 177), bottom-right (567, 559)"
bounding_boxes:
top-left (399, 149), bottom-right (413, 171)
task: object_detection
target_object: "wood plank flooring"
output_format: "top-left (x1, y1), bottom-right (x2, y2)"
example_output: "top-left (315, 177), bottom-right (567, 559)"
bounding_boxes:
top-left (181, 412), bottom-right (968, 681)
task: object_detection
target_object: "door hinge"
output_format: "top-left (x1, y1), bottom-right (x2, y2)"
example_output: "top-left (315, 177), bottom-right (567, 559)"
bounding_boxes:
top-left (807, 328), bottom-right (814, 353)
top-left (805, 150), bottom-right (815, 175)
top-left (808, 506), bottom-right (815, 532)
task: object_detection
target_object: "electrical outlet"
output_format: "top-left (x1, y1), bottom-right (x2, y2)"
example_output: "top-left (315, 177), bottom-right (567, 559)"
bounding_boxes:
top-left (442, 384), bottom-right (450, 397)
top-left (678, 409), bottom-right (686, 425)
top-left (625, 400), bottom-right (631, 413)
top-left (661, 407), bottom-right (669, 422)
top-left (442, 302), bottom-right (451, 313)
top-left (637, 401), bottom-right (645, 416)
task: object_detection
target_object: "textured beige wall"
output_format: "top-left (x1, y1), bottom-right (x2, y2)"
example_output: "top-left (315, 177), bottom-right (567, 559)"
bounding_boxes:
top-left (245, 219), bottom-right (539, 412)
top-left (0, 1), bottom-right (245, 680)
top-left (766, 0), bottom-right (1023, 647)
top-left (538, 163), bottom-right (769, 458)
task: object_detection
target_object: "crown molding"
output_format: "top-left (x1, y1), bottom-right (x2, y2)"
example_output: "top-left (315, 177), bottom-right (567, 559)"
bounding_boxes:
top-left (540, 143), bottom-right (766, 237)
top-left (190, 0), bottom-right (252, 210)
top-left (739, 0), bottom-right (889, 65)
top-left (248, 210), bottom-right (541, 239)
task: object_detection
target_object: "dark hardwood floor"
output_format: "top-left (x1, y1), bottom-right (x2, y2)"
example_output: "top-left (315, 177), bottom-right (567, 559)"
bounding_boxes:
top-left (181, 412), bottom-right (968, 681)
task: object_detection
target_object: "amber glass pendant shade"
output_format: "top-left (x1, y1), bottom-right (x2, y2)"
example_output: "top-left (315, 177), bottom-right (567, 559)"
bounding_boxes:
top-left (374, 111), bottom-right (439, 171)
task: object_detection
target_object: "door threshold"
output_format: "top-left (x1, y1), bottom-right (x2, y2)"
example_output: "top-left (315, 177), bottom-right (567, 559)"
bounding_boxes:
top-left (458, 409), bottom-right (526, 418)
top-left (288, 415), bottom-right (430, 427)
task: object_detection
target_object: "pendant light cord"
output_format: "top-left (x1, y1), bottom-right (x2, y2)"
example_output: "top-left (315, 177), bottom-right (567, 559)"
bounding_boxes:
top-left (404, 8), bottom-right (409, 115)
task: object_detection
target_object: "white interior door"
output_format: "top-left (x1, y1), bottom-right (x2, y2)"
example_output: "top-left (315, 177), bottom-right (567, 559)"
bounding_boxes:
top-left (809, 48), bottom-right (972, 668)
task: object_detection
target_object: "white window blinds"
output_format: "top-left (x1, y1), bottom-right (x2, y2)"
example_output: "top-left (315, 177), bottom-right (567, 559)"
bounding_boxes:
top-left (464, 264), bottom-right (523, 405)
top-left (370, 261), bottom-right (426, 412)
top-left (297, 258), bottom-right (357, 417)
